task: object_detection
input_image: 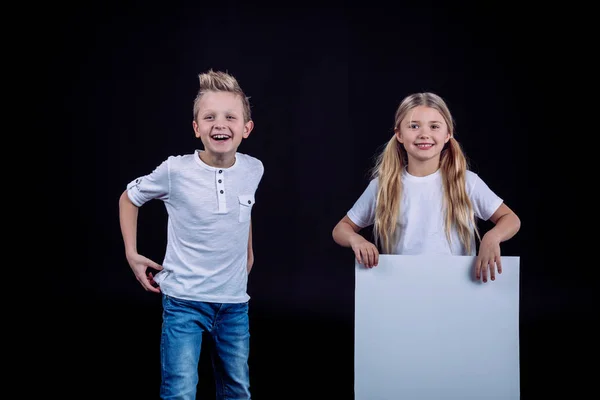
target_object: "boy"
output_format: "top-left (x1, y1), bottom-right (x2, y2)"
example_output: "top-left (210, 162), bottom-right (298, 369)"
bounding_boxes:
top-left (118, 69), bottom-right (263, 399)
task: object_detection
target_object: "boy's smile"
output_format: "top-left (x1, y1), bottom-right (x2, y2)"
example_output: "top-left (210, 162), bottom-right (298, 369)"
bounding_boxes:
top-left (192, 91), bottom-right (253, 166)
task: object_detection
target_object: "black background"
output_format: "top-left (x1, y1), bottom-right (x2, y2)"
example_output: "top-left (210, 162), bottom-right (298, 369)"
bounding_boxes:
top-left (42, 1), bottom-right (593, 398)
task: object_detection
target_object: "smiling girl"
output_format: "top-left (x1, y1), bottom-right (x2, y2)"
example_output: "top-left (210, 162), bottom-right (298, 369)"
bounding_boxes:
top-left (332, 92), bottom-right (520, 283)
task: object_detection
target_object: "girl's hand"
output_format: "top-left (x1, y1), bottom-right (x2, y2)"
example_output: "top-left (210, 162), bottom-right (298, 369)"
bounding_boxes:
top-left (350, 237), bottom-right (379, 268)
top-left (475, 232), bottom-right (502, 283)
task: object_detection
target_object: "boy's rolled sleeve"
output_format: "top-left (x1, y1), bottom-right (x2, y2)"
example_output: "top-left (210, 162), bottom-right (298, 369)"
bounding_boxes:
top-left (126, 160), bottom-right (170, 207)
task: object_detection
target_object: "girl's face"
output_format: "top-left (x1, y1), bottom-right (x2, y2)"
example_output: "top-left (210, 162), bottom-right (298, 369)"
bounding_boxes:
top-left (395, 106), bottom-right (450, 167)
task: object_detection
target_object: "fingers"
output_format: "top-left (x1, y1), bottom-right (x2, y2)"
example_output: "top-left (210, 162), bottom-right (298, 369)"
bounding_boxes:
top-left (357, 246), bottom-right (379, 268)
top-left (476, 259), bottom-right (501, 283)
top-left (151, 261), bottom-right (163, 271)
top-left (145, 284), bottom-right (161, 294)
top-left (132, 262), bottom-right (162, 293)
top-left (475, 249), bottom-right (503, 283)
top-left (140, 272), bottom-right (161, 293)
top-left (361, 249), bottom-right (371, 268)
top-left (488, 262), bottom-right (495, 281)
top-left (480, 262), bottom-right (488, 283)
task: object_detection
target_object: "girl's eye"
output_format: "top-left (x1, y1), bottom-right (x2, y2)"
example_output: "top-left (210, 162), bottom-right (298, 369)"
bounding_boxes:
top-left (409, 123), bottom-right (419, 129)
top-left (431, 124), bottom-right (440, 129)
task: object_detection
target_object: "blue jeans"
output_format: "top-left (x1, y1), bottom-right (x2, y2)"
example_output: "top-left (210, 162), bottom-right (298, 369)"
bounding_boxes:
top-left (160, 295), bottom-right (251, 400)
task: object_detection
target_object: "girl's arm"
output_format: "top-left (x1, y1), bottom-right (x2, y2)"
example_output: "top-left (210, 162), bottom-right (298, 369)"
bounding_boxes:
top-left (332, 215), bottom-right (379, 268)
top-left (476, 203), bottom-right (521, 282)
top-left (487, 203), bottom-right (521, 242)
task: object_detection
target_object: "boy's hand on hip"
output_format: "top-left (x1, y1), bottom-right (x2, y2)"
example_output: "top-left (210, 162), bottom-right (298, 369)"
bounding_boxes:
top-left (126, 252), bottom-right (163, 293)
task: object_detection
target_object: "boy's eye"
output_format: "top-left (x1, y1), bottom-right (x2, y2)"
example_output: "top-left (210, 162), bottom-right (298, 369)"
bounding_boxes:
top-left (227, 116), bottom-right (235, 120)
top-left (204, 116), bottom-right (214, 120)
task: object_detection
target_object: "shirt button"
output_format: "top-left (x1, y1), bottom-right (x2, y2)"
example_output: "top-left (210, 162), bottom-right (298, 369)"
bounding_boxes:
top-left (218, 170), bottom-right (223, 174)
top-left (218, 179), bottom-right (222, 183)
top-left (220, 190), bottom-right (224, 194)
top-left (248, 200), bottom-right (251, 204)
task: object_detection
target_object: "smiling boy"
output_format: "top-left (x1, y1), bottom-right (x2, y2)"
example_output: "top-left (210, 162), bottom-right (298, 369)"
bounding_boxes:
top-left (119, 69), bottom-right (264, 399)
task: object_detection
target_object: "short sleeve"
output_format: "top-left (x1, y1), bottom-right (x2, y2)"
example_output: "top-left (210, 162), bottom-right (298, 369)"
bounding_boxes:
top-left (126, 159), bottom-right (170, 207)
top-left (347, 178), bottom-right (378, 228)
top-left (466, 172), bottom-right (504, 221)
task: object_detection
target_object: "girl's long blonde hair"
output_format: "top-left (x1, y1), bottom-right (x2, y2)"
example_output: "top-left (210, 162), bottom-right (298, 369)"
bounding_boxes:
top-left (372, 92), bottom-right (480, 254)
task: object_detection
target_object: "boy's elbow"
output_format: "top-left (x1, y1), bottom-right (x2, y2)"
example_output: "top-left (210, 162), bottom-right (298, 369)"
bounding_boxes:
top-left (119, 190), bottom-right (128, 205)
top-left (119, 190), bottom-right (137, 209)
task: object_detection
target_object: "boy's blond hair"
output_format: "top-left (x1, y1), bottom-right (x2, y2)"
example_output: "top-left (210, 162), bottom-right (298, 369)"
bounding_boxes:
top-left (192, 69), bottom-right (251, 123)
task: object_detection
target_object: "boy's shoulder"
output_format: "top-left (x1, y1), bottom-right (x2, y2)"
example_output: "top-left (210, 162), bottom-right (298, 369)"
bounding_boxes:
top-left (236, 152), bottom-right (264, 171)
top-left (165, 152), bottom-right (196, 161)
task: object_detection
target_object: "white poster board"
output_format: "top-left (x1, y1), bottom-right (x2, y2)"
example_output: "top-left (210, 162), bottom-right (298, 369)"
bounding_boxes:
top-left (355, 255), bottom-right (520, 400)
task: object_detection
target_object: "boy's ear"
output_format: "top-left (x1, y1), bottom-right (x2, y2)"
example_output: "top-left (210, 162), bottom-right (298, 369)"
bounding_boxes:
top-left (243, 120), bottom-right (254, 138)
top-left (192, 120), bottom-right (200, 138)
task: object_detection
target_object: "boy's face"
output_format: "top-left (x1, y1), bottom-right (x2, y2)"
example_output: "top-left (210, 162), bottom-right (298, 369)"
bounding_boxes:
top-left (193, 91), bottom-right (253, 159)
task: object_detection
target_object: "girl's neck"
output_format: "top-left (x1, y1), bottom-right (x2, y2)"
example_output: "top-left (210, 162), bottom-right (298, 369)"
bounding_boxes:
top-left (406, 159), bottom-right (440, 177)
top-left (199, 150), bottom-right (236, 169)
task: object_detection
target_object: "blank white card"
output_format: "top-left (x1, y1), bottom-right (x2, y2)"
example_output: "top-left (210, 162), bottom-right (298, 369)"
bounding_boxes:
top-left (354, 255), bottom-right (520, 400)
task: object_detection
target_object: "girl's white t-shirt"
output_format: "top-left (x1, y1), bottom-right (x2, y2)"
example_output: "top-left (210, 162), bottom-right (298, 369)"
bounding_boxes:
top-left (347, 169), bottom-right (503, 256)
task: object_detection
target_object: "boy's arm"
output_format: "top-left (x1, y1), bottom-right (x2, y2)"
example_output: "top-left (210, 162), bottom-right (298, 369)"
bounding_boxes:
top-left (247, 219), bottom-right (254, 274)
top-left (119, 190), bottom-right (139, 257)
top-left (119, 190), bottom-right (163, 292)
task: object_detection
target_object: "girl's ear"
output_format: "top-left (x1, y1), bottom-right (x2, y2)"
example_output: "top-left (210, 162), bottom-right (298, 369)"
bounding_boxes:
top-left (394, 128), bottom-right (403, 143)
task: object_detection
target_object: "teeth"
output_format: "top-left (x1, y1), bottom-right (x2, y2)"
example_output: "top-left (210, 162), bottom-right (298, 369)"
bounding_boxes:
top-left (212, 135), bottom-right (230, 139)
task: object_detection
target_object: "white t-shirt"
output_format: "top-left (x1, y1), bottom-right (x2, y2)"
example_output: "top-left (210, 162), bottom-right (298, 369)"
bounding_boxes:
top-left (347, 168), bottom-right (503, 256)
top-left (126, 150), bottom-right (264, 303)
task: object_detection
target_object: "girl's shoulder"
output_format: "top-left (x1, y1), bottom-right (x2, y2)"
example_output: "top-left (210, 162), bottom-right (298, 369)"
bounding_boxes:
top-left (465, 169), bottom-right (485, 185)
top-left (465, 169), bottom-right (495, 195)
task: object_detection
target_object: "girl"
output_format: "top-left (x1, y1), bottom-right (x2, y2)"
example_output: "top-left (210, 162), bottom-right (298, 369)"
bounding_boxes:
top-left (332, 92), bottom-right (520, 282)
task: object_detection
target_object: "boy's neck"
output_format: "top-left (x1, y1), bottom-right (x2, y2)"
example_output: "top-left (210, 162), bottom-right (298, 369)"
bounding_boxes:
top-left (199, 150), bottom-right (236, 169)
